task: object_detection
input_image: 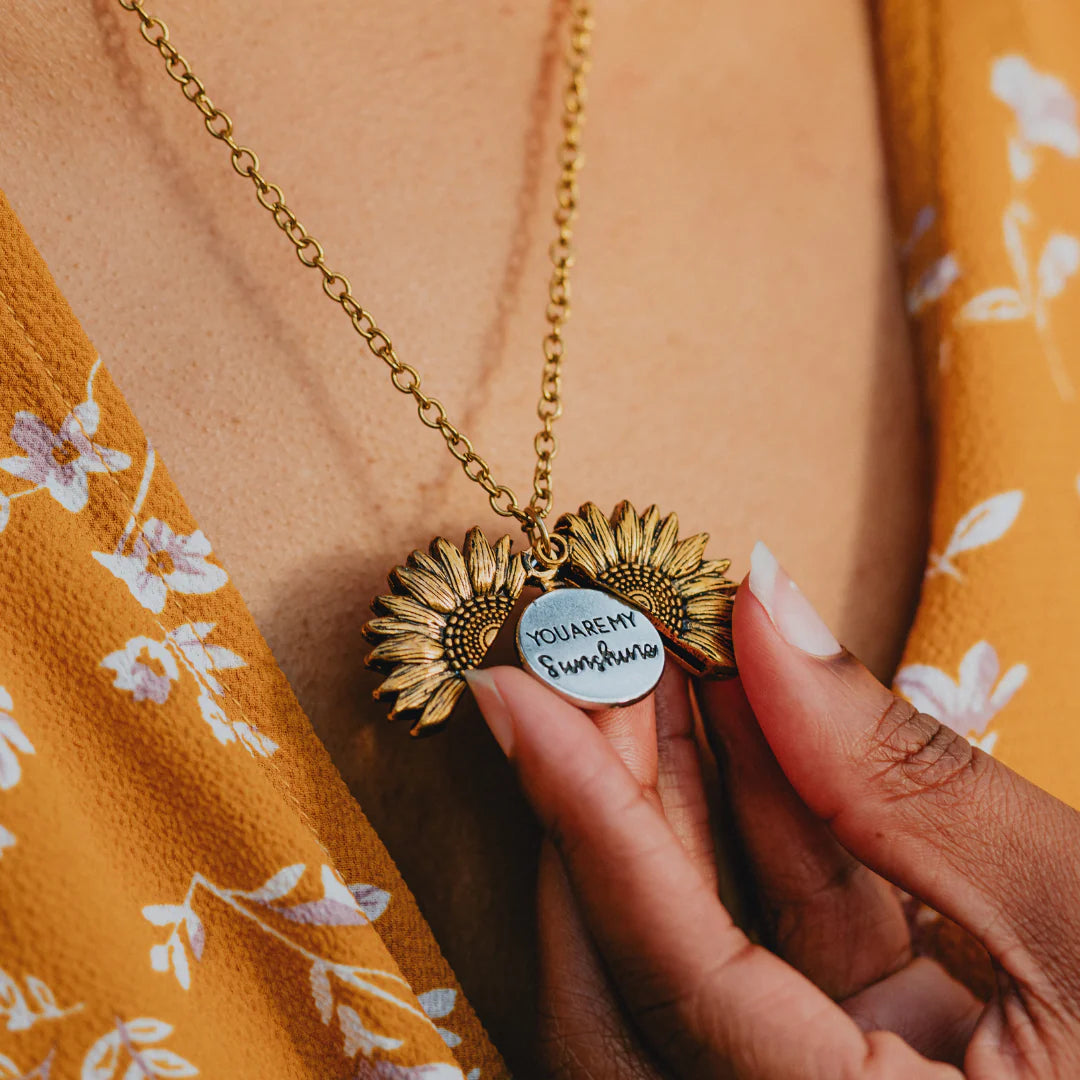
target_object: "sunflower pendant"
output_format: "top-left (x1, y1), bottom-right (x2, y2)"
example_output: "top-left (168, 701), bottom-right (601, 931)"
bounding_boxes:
top-left (362, 501), bottom-right (737, 735)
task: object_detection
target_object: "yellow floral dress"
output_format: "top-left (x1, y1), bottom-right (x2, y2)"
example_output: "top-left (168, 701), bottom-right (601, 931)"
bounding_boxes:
top-left (1, 3), bottom-right (1079, 1076)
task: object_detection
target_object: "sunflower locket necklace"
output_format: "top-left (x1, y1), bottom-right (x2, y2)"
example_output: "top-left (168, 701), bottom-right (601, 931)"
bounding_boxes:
top-left (122, 1), bottom-right (737, 735)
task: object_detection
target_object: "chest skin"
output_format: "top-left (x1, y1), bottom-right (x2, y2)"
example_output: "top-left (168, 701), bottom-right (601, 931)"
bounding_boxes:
top-left (1, 0), bottom-right (928, 1065)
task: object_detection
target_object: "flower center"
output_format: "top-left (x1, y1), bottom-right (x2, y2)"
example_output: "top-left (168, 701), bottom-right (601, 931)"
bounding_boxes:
top-left (443, 594), bottom-right (515, 671)
top-left (147, 550), bottom-right (176, 578)
top-left (137, 647), bottom-right (169, 680)
top-left (597, 564), bottom-right (684, 631)
top-left (51, 440), bottom-right (80, 466)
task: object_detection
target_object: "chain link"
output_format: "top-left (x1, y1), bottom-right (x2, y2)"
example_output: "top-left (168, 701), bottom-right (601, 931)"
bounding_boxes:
top-left (117, 0), bottom-right (591, 542)
top-left (530, 6), bottom-right (590, 522)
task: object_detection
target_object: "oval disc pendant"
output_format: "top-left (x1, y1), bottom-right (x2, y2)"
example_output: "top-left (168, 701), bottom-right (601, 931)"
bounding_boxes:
top-left (515, 587), bottom-right (665, 710)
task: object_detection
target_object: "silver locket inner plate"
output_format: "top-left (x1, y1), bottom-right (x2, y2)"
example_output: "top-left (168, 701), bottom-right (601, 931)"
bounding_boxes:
top-left (515, 587), bottom-right (665, 710)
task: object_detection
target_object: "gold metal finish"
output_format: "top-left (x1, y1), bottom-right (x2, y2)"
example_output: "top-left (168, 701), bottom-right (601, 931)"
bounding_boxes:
top-left (117, 0), bottom-right (592, 536)
top-left (365, 529), bottom-right (530, 736)
top-left (364, 501), bottom-right (737, 735)
top-left (521, 506), bottom-right (566, 566)
top-left (117, 3), bottom-right (739, 734)
top-left (531, 8), bottom-right (591, 526)
top-left (556, 502), bottom-right (738, 678)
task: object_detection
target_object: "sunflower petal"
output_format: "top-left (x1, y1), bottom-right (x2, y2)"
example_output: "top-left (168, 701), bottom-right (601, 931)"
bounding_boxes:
top-left (685, 595), bottom-right (733, 621)
top-left (374, 594), bottom-right (448, 629)
top-left (465, 528), bottom-right (497, 594)
top-left (582, 502), bottom-right (619, 564)
top-left (547, 501), bottom-right (736, 681)
top-left (367, 633), bottom-right (446, 665)
top-left (613, 501), bottom-right (643, 566)
top-left (390, 671), bottom-right (457, 717)
top-left (432, 537), bottom-right (473, 601)
top-left (365, 617), bottom-right (444, 642)
top-left (560, 512), bottom-right (611, 574)
top-left (681, 622), bottom-right (728, 646)
top-left (411, 676), bottom-right (468, 736)
top-left (376, 660), bottom-right (450, 696)
top-left (565, 540), bottom-right (600, 578)
top-left (682, 626), bottom-right (734, 659)
top-left (639, 505), bottom-right (661, 555)
top-left (650, 512), bottom-right (680, 570)
top-left (677, 573), bottom-right (730, 598)
top-left (665, 533), bottom-right (708, 578)
top-left (698, 558), bottom-right (733, 577)
top-left (409, 549), bottom-right (450, 585)
top-left (505, 552), bottom-right (527, 596)
top-left (491, 535), bottom-right (512, 593)
top-left (392, 566), bottom-right (459, 613)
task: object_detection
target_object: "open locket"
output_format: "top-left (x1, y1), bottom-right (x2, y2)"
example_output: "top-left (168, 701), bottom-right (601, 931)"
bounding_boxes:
top-left (363, 500), bottom-right (737, 735)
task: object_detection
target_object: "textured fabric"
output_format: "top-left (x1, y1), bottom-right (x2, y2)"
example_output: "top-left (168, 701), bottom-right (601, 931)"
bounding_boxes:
top-left (879, 2), bottom-right (1080, 804)
top-left (3, 4), bottom-right (1080, 1076)
top-left (0, 192), bottom-right (504, 1079)
top-left (876, 1), bottom-right (1080, 990)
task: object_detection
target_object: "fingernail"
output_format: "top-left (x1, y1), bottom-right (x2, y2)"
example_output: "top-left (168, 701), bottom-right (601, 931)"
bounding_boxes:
top-left (748, 541), bottom-right (842, 658)
top-left (464, 669), bottom-right (515, 756)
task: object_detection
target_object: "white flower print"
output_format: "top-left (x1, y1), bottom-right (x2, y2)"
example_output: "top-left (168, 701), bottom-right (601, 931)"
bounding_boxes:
top-left (899, 205), bottom-right (937, 259)
top-left (93, 518), bottom-right (227, 615)
top-left (0, 967), bottom-right (81, 1032)
top-left (1038, 232), bottom-right (1080, 298)
top-left (0, 359), bottom-right (130, 518)
top-left (992, 55), bottom-right (1080, 181)
top-left (81, 1017), bottom-right (198, 1079)
top-left (0, 683), bottom-right (21, 857)
top-left (896, 641), bottom-right (1028, 754)
top-left (145, 864), bottom-right (436, 1064)
top-left (348, 881), bottom-right (391, 922)
top-left (0, 410), bottom-right (127, 512)
top-left (899, 206), bottom-right (961, 317)
top-left (419, 989), bottom-right (462, 1048)
top-left (368, 1066), bottom-right (467, 1080)
top-left (0, 686), bottom-right (34, 791)
top-left (194, 690), bottom-right (234, 746)
top-left (100, 638), bottom-right (179, 705)
top-left (926, 490), bottom-right (1023, 580)
top-left (101, 623), bottom-right (274, 756)
top-left (0, 669), bottom-right (35, 857)
top-left (232, 719), bottom-right (278, 758)
top-left (337, 1005), bottom-right (404, 1057)
top-left (198, 692), bottom-right (278, 757)
top-left (906, 253), bottom-right (960, 315)
top-left (166, 622), bottom-right (244, 697)
top-left (957, 202), bottom-right (1078, 399)
top-left (0, 1049), bottom-right (53, 1080)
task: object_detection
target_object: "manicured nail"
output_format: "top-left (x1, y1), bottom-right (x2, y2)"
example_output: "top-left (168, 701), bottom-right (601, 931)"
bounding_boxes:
top-left (748, 541), bottom-right (842, 658)
top-left (464, 669), bottom-right (515, 756)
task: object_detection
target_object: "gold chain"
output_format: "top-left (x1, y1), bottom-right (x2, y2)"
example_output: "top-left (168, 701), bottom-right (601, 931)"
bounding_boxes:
top-left (117, 0), bottom-right (592, 549)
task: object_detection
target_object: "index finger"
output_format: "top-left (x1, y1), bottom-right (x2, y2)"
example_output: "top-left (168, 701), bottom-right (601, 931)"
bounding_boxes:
top-left (467, 667), bottom-right (957, 1080)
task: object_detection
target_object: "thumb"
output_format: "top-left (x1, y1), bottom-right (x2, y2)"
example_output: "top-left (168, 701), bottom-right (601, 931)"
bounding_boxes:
top-left (735, 541), bottom-right (1080, 985)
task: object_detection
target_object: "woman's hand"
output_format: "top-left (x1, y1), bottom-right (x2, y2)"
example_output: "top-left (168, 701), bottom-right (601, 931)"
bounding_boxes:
top-left (465, 542), bottom-right (1080, 1078)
